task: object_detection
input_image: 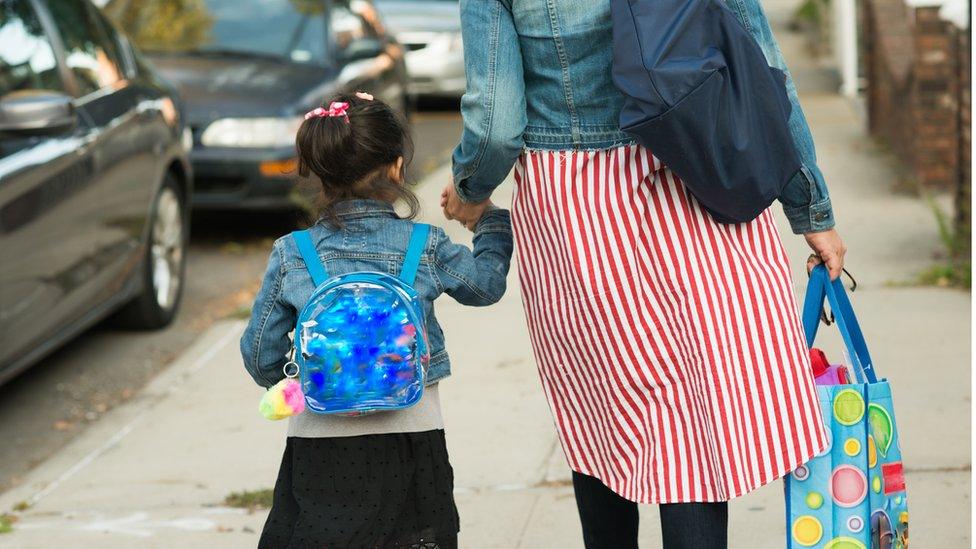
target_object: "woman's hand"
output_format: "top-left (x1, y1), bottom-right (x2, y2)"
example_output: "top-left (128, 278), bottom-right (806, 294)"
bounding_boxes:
top-left (441, 180), bottom-right (492, 231)
top-left (804, 228), bottom-right (847, 280)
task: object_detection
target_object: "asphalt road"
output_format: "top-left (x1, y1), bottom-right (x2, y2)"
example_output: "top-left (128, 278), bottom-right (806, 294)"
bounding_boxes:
top-left (0, 107), bottom-right (463, 493)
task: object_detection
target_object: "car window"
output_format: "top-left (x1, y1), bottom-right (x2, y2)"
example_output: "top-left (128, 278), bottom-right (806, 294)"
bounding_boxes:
top-left (331, 1), bottom-right (373, 50)
top-left (330, 0), bottom-right (384, 63)
top-left (0, 0), bottom-right (63, 96)
top-left (349, 0), bottom-right (384, 37)
top-left (88, 3), bottom-right (135, 79)
top-left (105, 0), bottom-right (330, 66)
top-left (46, 0), bottom-right (125, 97)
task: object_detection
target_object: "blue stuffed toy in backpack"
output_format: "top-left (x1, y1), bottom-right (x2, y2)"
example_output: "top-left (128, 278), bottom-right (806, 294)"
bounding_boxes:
top-left (284, 224), bottom-right (431, 416)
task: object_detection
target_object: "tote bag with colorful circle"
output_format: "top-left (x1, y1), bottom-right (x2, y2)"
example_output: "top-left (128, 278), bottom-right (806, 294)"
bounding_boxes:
top-left (786, 266), bottom-right (908, 549)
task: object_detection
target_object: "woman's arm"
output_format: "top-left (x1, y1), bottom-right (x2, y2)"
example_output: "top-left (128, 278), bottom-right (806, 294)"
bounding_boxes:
top-left (726, 0), bottom-right (836, 235)
top-left (451, 0), bottom-right (527, 203)
top-left (240, 240), bottom-right (295, 388)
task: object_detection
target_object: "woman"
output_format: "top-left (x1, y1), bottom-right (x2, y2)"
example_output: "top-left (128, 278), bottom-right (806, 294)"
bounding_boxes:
top-left (441, 1), bottom-right (847, 547)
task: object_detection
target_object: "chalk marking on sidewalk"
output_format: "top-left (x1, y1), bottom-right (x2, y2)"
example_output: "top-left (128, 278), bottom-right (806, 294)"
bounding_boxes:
top-left (25, 323), bottom-right (242, 508)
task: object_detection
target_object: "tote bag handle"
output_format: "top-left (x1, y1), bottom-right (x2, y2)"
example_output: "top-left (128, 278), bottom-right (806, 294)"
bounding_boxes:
top-left (802, 265), bottom-right (878, 384)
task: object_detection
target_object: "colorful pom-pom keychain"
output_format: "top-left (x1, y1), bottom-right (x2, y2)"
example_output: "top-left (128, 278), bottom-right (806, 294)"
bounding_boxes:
top-left (259, 358), bottom-right (305, 420)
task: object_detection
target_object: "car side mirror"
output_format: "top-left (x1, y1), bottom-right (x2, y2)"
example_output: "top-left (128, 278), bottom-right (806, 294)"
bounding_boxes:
top-left (341, 38), bottom-right (386, 63)
top-left (0, 91), bottom-right (76, 134)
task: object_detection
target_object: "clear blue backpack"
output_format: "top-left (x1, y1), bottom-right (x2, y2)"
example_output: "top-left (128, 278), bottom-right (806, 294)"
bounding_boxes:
top-left (289, 224), bottom-right (431, 415)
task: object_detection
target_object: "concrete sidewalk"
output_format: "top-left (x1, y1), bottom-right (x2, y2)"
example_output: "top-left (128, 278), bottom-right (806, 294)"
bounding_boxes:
top-left (0, 1), bottom-right (969, 547)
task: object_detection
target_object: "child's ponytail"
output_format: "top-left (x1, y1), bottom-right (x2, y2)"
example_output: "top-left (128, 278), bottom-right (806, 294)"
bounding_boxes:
top-left (296, 93), bottom-right (417, 225)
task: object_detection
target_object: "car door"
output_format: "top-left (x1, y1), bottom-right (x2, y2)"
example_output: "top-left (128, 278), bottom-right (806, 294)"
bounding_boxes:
top-left (43, 0), bottom-right (157, 308)
top-left (0, 0), bottom-right (100, 370)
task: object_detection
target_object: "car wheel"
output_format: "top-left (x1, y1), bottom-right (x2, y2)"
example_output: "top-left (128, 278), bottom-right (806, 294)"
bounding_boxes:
top-left (114, 174), bottom-right (187, 329)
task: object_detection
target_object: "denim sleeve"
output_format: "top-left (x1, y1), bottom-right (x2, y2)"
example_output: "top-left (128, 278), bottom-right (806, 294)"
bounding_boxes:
top-left (432, 208), bottom-right (514, 305)
top-left (240, 239), bottom-right (295, 388)
top-left (451, 0), bottom-right (527, 203)
top-left (727, 0), bottom-right (836, 234)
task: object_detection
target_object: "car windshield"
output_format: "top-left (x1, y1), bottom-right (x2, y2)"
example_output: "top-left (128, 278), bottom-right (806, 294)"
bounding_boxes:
top-left (104, 0), bottom-right (329, 65)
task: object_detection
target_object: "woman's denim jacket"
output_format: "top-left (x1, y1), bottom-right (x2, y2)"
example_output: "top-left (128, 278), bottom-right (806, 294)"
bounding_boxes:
top-left (240, 200), bottom-right (514, 388)
top-left (451, 0), bottom-right (835, 235)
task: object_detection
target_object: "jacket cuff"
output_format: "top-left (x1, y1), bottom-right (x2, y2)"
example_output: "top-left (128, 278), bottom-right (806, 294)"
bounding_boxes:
top-left (452, 163), bottom-right (492, 204)
top-left (783, 196), bottom-right (835, 234)
top-left (474, 207), bottom-right (512, 233)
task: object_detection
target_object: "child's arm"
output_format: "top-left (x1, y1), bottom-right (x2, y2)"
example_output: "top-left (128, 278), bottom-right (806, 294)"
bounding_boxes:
top-left (432, 207), bottom-right (513, 306)
top-left (240, 239), bottom-right (295, 388)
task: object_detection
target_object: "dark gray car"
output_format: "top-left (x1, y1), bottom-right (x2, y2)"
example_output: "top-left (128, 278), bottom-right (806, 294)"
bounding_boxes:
top-left (106, 0), bottom-right (409, 210)
top-left (0, 0), bottom-right (192, 383)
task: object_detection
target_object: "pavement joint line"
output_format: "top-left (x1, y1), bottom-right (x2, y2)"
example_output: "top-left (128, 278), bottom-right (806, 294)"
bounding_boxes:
top-left (454, 480), bottom-right (575, 495)
top-left (22, 323), bottom-right (242, 508)
top-left (515, 491), bottom-right (543, 548)
top-left (904, 466), bottom-right (971, 473)
top-left (26, 416), bottom-right (143, 508)
top-left (538, 437), bottom-right (561, 483)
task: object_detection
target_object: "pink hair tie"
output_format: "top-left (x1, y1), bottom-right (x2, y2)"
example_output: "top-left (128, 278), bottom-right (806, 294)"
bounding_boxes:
top-left (304, 101), bottom-right (350, 121)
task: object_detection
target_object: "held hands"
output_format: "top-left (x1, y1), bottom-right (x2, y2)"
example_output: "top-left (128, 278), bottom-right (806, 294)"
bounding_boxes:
top-left (804, 228), bottom-right (847, 280)
top-left (441, 179), bottom-right (493, 231)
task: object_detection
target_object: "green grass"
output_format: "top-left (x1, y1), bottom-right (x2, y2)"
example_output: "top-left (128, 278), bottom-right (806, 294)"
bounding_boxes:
top-left (223, 489), bottom-right (274, 512)
top-left (918, 262), bottom-right (972, 288)
top-left (0, 514), bottom-right (15, 534)
top-left (918, 195), bottom-right (972, 289)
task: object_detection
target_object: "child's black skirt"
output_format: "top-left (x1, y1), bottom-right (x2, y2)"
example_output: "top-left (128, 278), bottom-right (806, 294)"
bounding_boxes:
top-left (259, 430), bottom-right (459, 548)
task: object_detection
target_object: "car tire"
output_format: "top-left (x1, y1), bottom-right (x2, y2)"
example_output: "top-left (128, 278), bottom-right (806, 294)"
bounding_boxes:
top-left (114, 174), bottom-right (188, 329)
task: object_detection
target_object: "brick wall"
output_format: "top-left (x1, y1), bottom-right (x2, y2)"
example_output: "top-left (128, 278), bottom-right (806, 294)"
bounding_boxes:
top-left (862, 0), bottom-right (964, 190)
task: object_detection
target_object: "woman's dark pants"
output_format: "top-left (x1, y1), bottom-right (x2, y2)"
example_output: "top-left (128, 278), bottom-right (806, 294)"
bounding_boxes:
top-left (572, 471), bottom-right (728, 548)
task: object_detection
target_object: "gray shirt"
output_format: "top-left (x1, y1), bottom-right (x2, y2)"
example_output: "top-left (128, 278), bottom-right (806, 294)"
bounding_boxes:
top-left (286, 384), bottom-right (443, 438)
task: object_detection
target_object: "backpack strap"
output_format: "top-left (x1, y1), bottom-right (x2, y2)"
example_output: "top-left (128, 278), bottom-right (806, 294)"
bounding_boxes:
top-left (398, 223), bottom-right (430, 286)
top-left (291, 230), bottom-right (329, 287)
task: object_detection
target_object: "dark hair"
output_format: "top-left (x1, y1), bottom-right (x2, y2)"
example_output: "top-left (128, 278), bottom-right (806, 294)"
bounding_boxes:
top-left (296, 93), bottom-right (418, 225)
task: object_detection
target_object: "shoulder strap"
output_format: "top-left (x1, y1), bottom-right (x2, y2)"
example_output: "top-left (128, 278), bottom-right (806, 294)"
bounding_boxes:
top-left (398, 224), bottom-right (430, 286)
top-left (291, 230), bottom-right (329, 287)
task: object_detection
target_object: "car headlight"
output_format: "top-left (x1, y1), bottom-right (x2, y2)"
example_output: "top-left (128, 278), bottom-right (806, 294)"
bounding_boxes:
top-left (200, 117), bottom-right (303, 148)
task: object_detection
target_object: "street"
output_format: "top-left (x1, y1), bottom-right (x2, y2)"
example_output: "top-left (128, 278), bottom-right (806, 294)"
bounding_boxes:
top-left (0, 108), bottom-right (463, 493)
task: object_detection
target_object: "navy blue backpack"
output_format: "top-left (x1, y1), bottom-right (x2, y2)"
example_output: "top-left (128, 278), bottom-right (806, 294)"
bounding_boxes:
top-left (611, 0), bottom-right (801, 223)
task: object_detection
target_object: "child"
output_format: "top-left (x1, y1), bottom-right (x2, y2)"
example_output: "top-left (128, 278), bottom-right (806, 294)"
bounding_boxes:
top-left (240, 92), bottom-right (513, 548)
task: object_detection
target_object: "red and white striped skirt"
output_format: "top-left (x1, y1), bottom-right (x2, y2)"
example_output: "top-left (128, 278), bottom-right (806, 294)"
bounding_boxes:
top-left (511, 145), bottom-right (828, 504)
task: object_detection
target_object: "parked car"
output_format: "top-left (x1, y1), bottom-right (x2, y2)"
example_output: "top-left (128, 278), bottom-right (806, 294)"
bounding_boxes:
top-left (0, 0), bottom-right (192, 383)
top-left (105, 0), bottom-right (409, 211)
top-left (374, 0), bottom-right (464, 99)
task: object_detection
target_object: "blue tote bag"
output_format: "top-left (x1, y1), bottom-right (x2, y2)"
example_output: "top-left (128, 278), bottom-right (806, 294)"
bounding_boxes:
top-left (785, 266), bottom-right (909, 549)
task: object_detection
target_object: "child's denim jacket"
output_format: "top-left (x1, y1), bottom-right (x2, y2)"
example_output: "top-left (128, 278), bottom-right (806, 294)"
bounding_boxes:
top-left (240, 199), bottom-right (514, 388)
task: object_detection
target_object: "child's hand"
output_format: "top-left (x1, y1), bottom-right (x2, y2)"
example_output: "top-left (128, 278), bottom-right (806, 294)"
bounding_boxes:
top-left (441, 180), bottom-right (492, 231)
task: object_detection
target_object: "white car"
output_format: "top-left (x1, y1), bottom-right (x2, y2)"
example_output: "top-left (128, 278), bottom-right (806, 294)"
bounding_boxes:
top-left (375, 0), bottom-right (465, 99)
